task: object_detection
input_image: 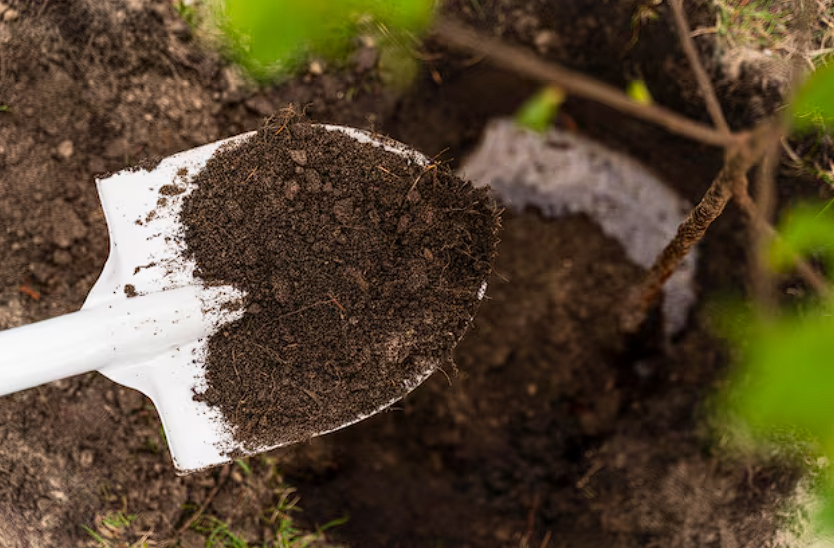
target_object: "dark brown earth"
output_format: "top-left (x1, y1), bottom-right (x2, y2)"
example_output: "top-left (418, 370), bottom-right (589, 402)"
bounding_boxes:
top-left (0, 0), bottom-right (824, 547)
top-left (181, 122), bottom-right (498, 450)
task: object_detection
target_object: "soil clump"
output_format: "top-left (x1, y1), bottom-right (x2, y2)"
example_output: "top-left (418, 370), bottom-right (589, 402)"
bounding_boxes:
top-left (181, 122), bottom-right (500, 450)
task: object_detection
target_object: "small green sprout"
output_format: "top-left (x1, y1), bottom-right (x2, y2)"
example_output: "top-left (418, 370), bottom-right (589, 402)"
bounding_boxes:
top-left (234, 458), bottom-right (252, 476)
top-left (102, 511), bottom-right (138, 530)
top-left (514, 86), bottom-right (566, 133)
top-left (189, 483), bottom-right (347, 547)
top-left (626, 79), bottom-right (653, 105)
top-left (82, 511), bottom-right (140, 548)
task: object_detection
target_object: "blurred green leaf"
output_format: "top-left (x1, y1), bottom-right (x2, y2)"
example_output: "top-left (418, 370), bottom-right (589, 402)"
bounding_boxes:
top-left (221, 0), bottom-right (434, 79)
top-left (768, 202), bottom-right (834, 276)
top-left (514, 86), bottom-right (566, 133)
top-left (792, 63), bottom-right (834, 129)
top-left (378, 43), bottom-right (420, 90)
top-left (817, 482), bottom-right (834, 535)
top-left (730, 311), bottom-right (834, 450)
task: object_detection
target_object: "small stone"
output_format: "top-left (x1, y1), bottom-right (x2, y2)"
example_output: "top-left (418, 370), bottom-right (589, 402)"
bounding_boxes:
top-left (534, 30), bottom-right (556, 52)
top-left (405, 264), bottom-right (428, 291)
top-left (49, 490), bottom-right (67, 502)
top-left (56, 140), bottom-right (73, 160)
top-left (406, 188), bottom-right (421, 203)
top-left (244, 95), bottom-right (274, 117)
top-left (333, 198), bottom-right (354, 224)
top-left (117, 387), bottom-right (146, 413)
top-left (78, 449), bottom-right (94, 468)
top-left (3, 8), bottom-right (18, 22)
top-left (309, 60), bottom-right (324, 75)
top-left (494, 527), bottom-right (512, 542)
top-left (284, 180), bottom-right (300, 200)
top-left (48, 200), bottom-right (87, 248)
top-left (289, 149), bottom-right (307, 166)
top-left (36, 498), bottom-right (53, 512)
top-left (304, 170), bottom-right (322, 192)
top-left (353, 46), bottom-right (378, 73)
top-left (220, 66), bottom-right (247, 103)
top-left (290, 123), bottom-right (312, 139)
top-left (396, 214), bottom-right (411, 233)
top-left (52, 249), bottom-right (72, 265)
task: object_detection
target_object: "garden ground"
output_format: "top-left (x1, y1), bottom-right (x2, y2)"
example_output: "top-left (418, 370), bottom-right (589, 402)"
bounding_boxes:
top-left (0, 0), bottom-right (827, 546)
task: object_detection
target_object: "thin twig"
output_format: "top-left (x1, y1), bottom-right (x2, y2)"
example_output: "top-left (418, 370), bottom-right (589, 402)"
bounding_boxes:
top-left (620, 122), bottom-right (777, 333)
top-left (748, 140), bottom-right (780, 311)
top-left (733, 184), bottom-right (831, 297)
top-left (669, 0), bottom-right (731, 135)
top-left (741, 0), bottom-right (825, 304)
top-left (432, 18), bottom-right (739, 148)
top-left (621, 158), bottom-right (735, 332)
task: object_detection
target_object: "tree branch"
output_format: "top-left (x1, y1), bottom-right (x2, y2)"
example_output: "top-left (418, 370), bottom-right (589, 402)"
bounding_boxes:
top-left (430, 17), bottom-right (830, 334)
top-left (432, 18), bottom-right (739, 148)
top-left (620, 123), bottom-right (778, 333)
top-left (733, 183), bottom-right (831, 298)
top-left (669, 0), bottom-right (731, 135)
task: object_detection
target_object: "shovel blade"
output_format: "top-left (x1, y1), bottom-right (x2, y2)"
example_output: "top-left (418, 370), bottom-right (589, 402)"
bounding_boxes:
top-left (89, 133), bottom-right (256, 474)
top-left (87, 127), bottom-right (446, 474)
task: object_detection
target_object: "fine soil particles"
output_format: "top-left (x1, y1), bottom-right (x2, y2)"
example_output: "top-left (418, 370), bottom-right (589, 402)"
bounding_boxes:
top-left (180, 121), bottom-right (500, 451)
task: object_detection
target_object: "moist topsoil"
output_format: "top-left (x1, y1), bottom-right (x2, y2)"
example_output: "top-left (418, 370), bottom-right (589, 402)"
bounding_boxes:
top-left (180, 122), bottom-right (500, 450)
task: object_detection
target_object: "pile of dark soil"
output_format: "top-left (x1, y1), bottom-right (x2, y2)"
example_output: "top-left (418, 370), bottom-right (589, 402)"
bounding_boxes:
top-left (181, 122), bottom-right (499, 449)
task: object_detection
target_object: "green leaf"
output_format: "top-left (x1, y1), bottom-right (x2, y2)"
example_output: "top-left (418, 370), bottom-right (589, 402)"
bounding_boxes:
top-left (768, 202), bottom-right (834, 276)
top-left (514, 86), bottom-right (566, 133)
top-left (817, 482), bottom-right (834, 536)
top-left (378, 43), bottom-right (420, 90)
top-left (221, 0), bottom-right (434, 79)
top-left (792, 63), bottom-right (834, 129)
top-left (730, 312), bottom-right (834, 448)
top-left (722, 201), bottom-right (834, 536)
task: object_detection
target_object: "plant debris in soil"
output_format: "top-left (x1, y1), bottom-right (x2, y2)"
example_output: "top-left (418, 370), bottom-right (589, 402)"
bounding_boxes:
top-left (180, 121), bottom-right (500, 450)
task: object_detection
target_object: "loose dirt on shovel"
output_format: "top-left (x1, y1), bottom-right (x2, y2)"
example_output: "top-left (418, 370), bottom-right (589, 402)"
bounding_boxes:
top-left (180, 121), bottom-right (500, 451)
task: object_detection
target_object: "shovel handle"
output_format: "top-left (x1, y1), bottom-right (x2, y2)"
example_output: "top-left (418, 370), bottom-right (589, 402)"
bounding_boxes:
top-left (0, 287), bottom-right (207, 397)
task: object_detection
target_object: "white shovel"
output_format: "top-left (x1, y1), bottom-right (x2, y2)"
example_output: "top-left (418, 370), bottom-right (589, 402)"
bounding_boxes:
top-left (0, 126), bottom-right (443, 474)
